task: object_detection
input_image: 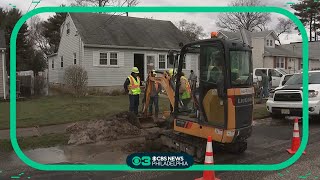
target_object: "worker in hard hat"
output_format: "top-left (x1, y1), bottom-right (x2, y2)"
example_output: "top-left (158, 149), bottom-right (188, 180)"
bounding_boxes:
top-left (148, 70), bottom-right (162, 119)
top-left (124, 67), bottom-right (142, 115)
top-left (179, 72), bottom-right (192, 111)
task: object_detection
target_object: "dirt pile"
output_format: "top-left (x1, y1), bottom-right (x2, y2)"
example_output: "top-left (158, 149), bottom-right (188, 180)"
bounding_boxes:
top-left (67, 112), bottom-right (142, 145)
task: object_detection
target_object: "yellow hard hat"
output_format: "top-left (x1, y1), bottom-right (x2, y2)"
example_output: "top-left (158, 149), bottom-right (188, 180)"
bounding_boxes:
top-left (132, 67), bottom-right (139, 73)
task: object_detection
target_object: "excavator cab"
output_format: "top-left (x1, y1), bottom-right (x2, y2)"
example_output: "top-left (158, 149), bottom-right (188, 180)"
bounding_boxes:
top-left (142, 31), bottom-right (254, 160)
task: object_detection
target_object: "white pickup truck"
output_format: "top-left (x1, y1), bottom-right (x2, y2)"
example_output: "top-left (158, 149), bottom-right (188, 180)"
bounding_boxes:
top-left (253, 68), bottom-right (287, 88)
top-left (266, 71), bottom-right (320, 118)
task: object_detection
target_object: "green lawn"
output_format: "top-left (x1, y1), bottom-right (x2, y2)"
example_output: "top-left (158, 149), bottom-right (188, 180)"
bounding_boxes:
top-left (0, 133), bottom-right (69, 152)
top-left (0, 95), bottom-right (171, 129)
top-left (0, 94), bottom-right (269, 130)
top-left (253, 105), bottom-right (270, 120)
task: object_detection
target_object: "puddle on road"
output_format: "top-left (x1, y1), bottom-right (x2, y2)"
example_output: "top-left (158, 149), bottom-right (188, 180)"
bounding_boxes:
top-left (3, 144), bottom-right (128, 166)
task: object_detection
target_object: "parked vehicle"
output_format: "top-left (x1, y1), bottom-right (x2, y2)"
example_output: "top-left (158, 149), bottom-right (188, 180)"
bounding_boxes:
top-left (253, 68), bottom-right (287, 88)
top-left (266, 71), bottom-right (320, 118)
top-left (278, 74), bottom-right (294, 87)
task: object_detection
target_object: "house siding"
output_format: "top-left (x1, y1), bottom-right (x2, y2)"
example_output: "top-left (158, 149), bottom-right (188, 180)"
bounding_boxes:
top-left (48, 14), bottom-right (83, 84)
top-left (0, 51), bottom-right (4, 98)
top-left (83, 47), bottom-right (198, 87)
top-left (252, 38), bottom-right (265, 69)
top-left (48, 55), bottom-right (59, 83)
top-left (265, 34), bottom-right (276, 48)
top-left (263, 56), bottom-right (274, 69)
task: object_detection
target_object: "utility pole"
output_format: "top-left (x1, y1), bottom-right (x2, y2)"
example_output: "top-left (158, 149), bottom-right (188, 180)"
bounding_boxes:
top-left (126, 0), bottom-right (129, 16)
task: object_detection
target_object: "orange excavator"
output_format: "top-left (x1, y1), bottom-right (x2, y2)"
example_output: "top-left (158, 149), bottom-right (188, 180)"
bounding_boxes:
top-left (140, 30), bottom-right (255, 162)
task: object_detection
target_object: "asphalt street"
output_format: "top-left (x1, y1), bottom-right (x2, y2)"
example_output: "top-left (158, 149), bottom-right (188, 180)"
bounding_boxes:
top-left (1, 117), bottom-right (319, 180)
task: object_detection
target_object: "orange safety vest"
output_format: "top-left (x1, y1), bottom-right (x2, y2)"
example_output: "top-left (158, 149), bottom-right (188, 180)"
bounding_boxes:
top-left (128, 75), bottom-right (141, 95)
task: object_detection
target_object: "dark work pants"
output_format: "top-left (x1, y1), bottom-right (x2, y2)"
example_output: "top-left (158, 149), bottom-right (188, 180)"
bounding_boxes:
top-left (149, 96), bottom-right (159, 115)
top-left (129, 94), bottom-right (139, 115)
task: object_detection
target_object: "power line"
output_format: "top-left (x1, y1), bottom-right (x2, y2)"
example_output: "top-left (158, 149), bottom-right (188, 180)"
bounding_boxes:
top-left (26, 0), bottom-right (33, 12)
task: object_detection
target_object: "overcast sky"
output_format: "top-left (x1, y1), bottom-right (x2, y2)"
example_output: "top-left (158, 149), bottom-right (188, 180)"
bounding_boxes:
top-left (0, 0), bottom-right (305, 44)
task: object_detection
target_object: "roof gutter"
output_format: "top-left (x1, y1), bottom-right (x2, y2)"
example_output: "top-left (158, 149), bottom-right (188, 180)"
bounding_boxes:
top-left (84, 44), bottom-right (180, 51)
top-left (47, 53), bottom-right (58, 58)
top-left (1, 50), bottom-right (6, 99)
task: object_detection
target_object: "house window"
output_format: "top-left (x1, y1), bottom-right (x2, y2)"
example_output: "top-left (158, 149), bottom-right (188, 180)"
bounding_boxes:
top-left (52, 59), bottom-right (54, 69)
top-left (110, 52), bottom-right (118, 65)
top-left (61, 56), bottom-right (63, 68)
top-left (99, 53), bottom-right (108, 65)
top-left (275, 57), bottom-right (285, 68)
top-left (159, 54), bottom-right (166, 69)
top-left (66, 22), bottom-right (70, 35)
top-left (270, 40), bottom-right (273, 46)
top-left (73, 53), bottom-right (77, 64)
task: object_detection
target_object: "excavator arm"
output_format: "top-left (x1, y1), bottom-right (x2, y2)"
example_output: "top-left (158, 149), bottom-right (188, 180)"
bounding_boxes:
top-left (142, 71), bottom-right (175, 117)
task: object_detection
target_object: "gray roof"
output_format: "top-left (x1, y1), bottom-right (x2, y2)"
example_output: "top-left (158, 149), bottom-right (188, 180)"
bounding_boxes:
top-left (0, 29), bottom-right (6, 49)
top-left (264, 46), bottom-right (302, 58)
top-left (69, 13), bottom-right (190, 50)
top-left (280, 42), bottom-right (320, 60)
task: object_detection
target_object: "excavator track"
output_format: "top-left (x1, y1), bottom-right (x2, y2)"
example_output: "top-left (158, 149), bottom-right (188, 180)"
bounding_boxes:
top-left (159, 130), bottom-right (208, 163)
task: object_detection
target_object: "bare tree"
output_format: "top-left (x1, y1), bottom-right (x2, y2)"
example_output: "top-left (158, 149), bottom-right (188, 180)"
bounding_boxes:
top-left (27, 15), bottom-right (51, 55)
top-left (275, 17), bottom-right (295, 44)
top-left (73, 0), bottom-right (139, 16)
top-left (216, 0), bottom-right (271, 32)
top-left (176, 19), bottom-right (206, 41)
top-left (275, 17), bottom-right (294, 37)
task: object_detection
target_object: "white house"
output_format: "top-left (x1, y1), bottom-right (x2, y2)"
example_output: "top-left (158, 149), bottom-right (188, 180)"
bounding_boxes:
top-left (0, 29), bottom-right (8, 100)
top-left (48, 13), bottom-right (197, 92)
top-left (217, 30), bottom-right (320, 73)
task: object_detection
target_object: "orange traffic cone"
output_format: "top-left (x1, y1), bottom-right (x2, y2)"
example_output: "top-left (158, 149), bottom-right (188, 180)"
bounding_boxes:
top-left (287, 117), bottom-right (306, 154)
top-left (195, 136), bottom-right (220, 180)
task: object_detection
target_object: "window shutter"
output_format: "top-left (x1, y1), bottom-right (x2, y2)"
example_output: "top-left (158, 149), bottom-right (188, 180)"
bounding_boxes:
top-left (285, 57), bottom-right (288, 69)
top-left (299, 59), bottom-right (302, 70)
top-left (118, 52), bottom-right (125, 67)
top-left (273, 57), bottom-right (276, 68)
top-left (93, 51), bottom-right (100, 66)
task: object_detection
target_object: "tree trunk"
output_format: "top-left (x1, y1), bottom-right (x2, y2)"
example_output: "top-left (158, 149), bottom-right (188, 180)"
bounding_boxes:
top-left (310, 16), bottom-right (313, 41)
top-left (99, 0), bottom-right (102, 7)
top-left (313, 16), bottom-right (317, 41)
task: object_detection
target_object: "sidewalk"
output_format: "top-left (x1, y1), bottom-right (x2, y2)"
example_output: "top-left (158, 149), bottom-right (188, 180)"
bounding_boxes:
top-left (0, 123), bottom-right (74, 140)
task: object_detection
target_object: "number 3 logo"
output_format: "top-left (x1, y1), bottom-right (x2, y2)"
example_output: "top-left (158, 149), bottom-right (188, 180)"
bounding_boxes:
top-left (141, 156), bottom-right (151, 166)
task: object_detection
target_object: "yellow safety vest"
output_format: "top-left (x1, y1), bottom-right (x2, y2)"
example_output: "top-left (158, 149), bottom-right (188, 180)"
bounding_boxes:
top-left (181, 76), bottom-right (191, 99)
top-left (128, 75), bottom-right (141, 95)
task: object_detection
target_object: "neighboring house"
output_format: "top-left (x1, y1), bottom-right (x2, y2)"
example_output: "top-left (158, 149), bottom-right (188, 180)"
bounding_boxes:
top-left (217, 30), bottom-right (320, 73)
top-left (281, 41), bottom-right (320, 71)
top-left (48, 13), bottom-right (195, 91)
top-left (0, 29), bottom-right (8, 100)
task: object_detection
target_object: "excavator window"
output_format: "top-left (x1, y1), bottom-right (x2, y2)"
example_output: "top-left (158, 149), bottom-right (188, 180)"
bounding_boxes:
top-left (230, 50), bottom-right (253, 87)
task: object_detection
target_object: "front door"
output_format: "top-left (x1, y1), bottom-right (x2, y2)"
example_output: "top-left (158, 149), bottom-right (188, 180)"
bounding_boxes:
top-left (134, 54), bottom-right (145, 80)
